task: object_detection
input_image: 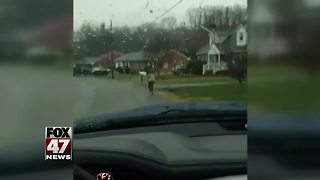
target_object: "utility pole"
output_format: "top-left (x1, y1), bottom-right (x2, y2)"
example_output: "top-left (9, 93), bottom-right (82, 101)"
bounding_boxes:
top-left (110, 19), bottom-right (114, 79)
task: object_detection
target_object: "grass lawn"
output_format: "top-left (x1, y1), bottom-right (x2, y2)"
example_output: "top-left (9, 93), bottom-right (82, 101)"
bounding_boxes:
top-left (112, 66), bottom-right (319, 113)
top-left (114, 72), bottom-right (237, 85)
top-left (156, 75), bottom-right (235, 85)
top-left (114, 72), bottom-right (245, 102)
top-left (249, 65), bottom-right (320, 113)
top-left (158, 83), bottom-right (246, 102)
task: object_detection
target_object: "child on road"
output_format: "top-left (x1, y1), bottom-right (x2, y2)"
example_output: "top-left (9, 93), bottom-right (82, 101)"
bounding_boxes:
top-left (147, 71), bottom-right (156, 95)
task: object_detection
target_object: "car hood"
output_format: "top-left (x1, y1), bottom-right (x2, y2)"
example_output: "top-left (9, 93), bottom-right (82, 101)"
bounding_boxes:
top-left (74, 101), bottom-right (247, 132)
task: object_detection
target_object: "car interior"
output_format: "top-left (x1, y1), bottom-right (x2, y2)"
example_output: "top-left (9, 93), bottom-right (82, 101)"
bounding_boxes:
top-left (74, 118), bottom-right (247, 180)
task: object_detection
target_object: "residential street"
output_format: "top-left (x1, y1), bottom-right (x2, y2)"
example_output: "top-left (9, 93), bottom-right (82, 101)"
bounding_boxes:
top-left (73, 76), bottom-right (170, 118)
top-left (0, 66), bottom-right (169, 143)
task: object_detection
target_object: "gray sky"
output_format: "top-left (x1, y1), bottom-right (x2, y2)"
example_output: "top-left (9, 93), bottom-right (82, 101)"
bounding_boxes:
top-left (74, 0), bottom-right (247, 30)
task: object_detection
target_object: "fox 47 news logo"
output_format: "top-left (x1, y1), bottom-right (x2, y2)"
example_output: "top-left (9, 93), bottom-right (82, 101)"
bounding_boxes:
top-left (45, 127), bottom-right (72, 160)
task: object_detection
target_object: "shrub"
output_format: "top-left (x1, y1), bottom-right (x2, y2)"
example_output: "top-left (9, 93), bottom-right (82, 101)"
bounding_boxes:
top-left (186, 60), bottom-right (206, 75)
top-left (116, 66), bottom-right (125, 74)
top-left (215, 70), bottom-right (231, 76)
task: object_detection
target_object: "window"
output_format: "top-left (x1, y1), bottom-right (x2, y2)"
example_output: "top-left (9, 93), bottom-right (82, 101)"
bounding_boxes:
top-left (240, 32), bottom-right (244, 41)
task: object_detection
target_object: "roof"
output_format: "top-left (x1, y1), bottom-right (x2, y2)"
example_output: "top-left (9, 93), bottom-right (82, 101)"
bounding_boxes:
top-left (197, 44), bottom-right (210, 55)
top-left (231, 45), bottom-right (247, 53)
top-left (75, 57), bottom-right (100, 65)
top-left (114, 51), bottom-right (152, 62)
top-left (100, 51), bottom-right (123, 68)
top-left (160, 50), bottom-right (189, 61)
top-left (196, 43), bottom-right (230, 55)
top-left (197, 24), bottom-right (247, 55)
top-left (215, 36), bottom-right (228, 44)
top-left (215, 26), bottom-right (238, 37)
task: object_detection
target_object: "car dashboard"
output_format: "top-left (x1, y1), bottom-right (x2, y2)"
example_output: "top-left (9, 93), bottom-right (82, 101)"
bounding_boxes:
top-left (74, 121), bottom-right (247, 180)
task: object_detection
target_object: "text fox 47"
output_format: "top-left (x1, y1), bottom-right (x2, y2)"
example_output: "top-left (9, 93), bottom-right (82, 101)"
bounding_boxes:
top-left (45, 127), bottom-right (72, 160)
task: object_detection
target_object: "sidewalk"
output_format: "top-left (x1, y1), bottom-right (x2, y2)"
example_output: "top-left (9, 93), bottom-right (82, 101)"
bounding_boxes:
top-left (155, 81), bottom-right (238, 89)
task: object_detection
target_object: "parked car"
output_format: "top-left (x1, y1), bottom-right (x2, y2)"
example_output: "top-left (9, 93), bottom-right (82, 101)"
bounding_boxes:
top-left (73, 64), bottom-right (92, 76)
top-left (173, 64), bottom-right (188, 75)
top-left (92, 66), bottom-right (110, 76)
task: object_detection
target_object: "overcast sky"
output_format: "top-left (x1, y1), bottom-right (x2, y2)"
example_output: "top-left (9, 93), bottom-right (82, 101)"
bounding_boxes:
top-left (74, 0), bottom-right (247, 30)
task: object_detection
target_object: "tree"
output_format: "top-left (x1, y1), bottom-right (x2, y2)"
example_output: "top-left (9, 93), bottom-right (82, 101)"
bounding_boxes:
top-left (73, 4), bottom-right (247, 72)
top-left (186, 8), bottom-right (201, 29)
top-left (187, 5), bottom-right (247, 29)
top-left (226, 54), bottom-right (247, 84)
top-left (186, 59), bottom-right (206, 75)
top-left (160, 16), bottom-right (177, 29)
top-left (35, 16), bottom-right (72, 56)
top-left (74, 22), bottom-right (114, 58)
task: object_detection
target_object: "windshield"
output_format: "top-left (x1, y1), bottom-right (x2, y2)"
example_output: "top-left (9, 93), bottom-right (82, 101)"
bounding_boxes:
top-left (73, 0), bottom-right (247, 119)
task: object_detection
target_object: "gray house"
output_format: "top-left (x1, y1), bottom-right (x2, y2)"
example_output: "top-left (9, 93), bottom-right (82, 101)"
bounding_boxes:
top-left (197, 24), bottom-right (247, 75)
top-left (114, 51), bottom-right (153, 72)
top-left (74, 57), bottom-right (101, 72)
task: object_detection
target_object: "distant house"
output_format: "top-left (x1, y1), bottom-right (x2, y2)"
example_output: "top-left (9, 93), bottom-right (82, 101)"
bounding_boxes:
top-left (114, 51), bottom-right (153, 72)
top-left (158, 50), bottom-right (190, 74)
top-left (35, 16), bottom-right (72, 54)
top-left (197, 24), bottom-right (247, 75)
top-left (25, 16), bottom-right (72, 59)
top-left (75, 56), bottom-right (100, 69)
top-left (99, 51), bottom-right (123, 69)
top-left (1, 28), bottom-right (36, 59)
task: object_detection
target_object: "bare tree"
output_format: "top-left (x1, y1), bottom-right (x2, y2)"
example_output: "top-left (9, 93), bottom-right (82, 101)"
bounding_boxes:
top-left (187, 5), bottom-right (247, 29)
top-left (160, 16), bottom-right (177, 29)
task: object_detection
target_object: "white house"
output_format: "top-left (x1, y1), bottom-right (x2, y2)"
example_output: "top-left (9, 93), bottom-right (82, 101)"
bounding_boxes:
top-left (197, 24), bottom-right (247, 75)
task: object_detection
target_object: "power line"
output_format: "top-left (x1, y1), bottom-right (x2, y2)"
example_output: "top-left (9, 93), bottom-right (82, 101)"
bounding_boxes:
top-left (151, 0), bottom-right (184, 23)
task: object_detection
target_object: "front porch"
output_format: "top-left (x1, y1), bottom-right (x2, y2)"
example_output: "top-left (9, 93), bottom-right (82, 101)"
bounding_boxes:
top-left (202, 54), bottom-right (228, 75)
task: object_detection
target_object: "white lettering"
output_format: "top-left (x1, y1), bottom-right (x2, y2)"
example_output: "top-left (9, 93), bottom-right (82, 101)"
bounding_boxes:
top-left (45, 154), bottom-right (71, 160)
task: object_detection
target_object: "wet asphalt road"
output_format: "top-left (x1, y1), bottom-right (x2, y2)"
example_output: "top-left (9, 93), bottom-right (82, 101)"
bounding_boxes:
top-left (73, 75), bottom-right (169, 118)
top-left (0, 66), bottom-right (168, 149)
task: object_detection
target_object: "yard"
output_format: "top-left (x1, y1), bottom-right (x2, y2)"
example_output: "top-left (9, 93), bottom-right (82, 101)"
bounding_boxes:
top-left (113, 72), bottom-right (246, 102)
top-left (248, 65), bottom-right (320, 113)
top-left (158, 83), bottom-right (246, 102)
top-left (113, 72), bottom-right (236, 85)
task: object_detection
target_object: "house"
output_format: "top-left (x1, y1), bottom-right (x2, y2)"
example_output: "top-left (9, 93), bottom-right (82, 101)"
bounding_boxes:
top-left (99, 51), bottom-right (123, 69)
top-left (1, 28), bottom-right (36, 59)
top-left (36, 16), bottom-right (72, 54)
top-left (74, 56), bottom-right (100, 69)
top-left (197, 24), bottom-right (247, 75)
top-left (158, 50), bottom-right (190, 74)
top-left (114, 51), bottom-right (153, 72)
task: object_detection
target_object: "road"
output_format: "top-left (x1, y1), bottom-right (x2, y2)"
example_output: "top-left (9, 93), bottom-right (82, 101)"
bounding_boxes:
top-left (73, 76), bottom-right (170, 118)
top-left (0, 66), bottom-right (169, 150)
